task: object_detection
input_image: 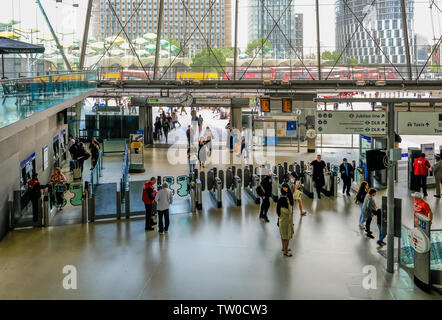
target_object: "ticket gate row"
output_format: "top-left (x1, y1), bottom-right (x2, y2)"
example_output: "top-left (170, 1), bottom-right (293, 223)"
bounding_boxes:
top-left (302, 163), bottom-right (339, 199)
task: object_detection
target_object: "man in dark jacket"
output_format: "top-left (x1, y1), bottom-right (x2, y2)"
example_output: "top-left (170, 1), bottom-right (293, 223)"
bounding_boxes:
top-left (259, 171), bottom-right (273, 222)
top-left (339, 158), bottom-right (354, 196)
top-left (142, 177), bottom-right (157, 231)
top-left (27, 173), bottom-right (48, 224)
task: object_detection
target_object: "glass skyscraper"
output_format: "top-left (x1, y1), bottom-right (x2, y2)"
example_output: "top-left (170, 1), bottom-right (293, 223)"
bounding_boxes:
top-left (335, 0), bottom-right (414, 65)
top-left (248, 0), bottom-right (303, 59)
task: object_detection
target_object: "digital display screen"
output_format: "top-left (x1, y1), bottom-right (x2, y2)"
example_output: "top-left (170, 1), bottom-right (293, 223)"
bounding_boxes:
top-left (282, 98), bottom-right (292, 113)
top-left (439, 113), bottom-right (442, 121)
top-left (260, 98), bottom-right (270, 112)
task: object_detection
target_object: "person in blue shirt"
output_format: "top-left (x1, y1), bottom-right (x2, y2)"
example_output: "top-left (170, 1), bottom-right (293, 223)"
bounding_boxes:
top-left (339, 158), bottom-right (354, 196)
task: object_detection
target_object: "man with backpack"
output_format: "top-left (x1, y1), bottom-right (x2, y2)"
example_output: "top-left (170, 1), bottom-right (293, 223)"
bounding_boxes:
top-left (257, 171), bottom-right (273, 222)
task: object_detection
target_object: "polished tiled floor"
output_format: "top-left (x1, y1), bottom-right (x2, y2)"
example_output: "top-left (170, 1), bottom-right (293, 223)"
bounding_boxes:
top-left (0, 147), bottom-right (441, 299)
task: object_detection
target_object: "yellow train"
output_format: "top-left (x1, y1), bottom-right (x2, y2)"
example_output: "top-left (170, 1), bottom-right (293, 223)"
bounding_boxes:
top-left (176, 72), bottom-right (219, 81)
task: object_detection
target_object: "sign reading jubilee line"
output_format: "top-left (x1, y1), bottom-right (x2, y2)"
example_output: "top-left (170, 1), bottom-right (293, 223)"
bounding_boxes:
top-left (315, 111), bottom-right (387, 134)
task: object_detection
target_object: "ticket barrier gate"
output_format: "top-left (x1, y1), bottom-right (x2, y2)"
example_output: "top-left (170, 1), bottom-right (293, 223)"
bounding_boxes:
top-left (303, 171), bottom-right (315, 198)
top-left (321, 165), bottom-right (338, 198)
top-left (243, 166), bottom-right (260, 204)
top-left (207, 168), bottom-right (223, 208)
top-left (226, 167), bottom-right (242, 206)
top-left (272, 175), bottom-right (279, 202)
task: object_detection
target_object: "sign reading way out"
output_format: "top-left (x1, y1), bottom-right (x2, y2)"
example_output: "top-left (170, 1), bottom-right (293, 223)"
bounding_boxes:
top-left (315, 111), bottom-right (387, 134)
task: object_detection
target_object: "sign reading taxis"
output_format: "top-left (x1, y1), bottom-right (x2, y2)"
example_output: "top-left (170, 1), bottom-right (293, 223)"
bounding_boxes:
top-left (315, 111), bottom-right (387, 134)
top-left (397, 111), bottom-right (442, 135)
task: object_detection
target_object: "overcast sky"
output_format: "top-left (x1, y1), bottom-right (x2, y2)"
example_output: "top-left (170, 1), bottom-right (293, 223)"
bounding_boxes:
top-left (1, 0), bottom-right (440, 54)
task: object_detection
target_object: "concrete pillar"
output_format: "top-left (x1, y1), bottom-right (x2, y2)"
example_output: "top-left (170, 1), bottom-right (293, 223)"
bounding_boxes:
top-left (230, 98), bottom-right (248, 130)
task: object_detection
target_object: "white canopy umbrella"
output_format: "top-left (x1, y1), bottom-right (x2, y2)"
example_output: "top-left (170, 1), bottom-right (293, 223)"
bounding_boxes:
top-left (134, 37), bottom-right (148, 45)
top-left (109, 49), bottom-right (125, 56)
top-left (143, 33), bottom-right (157, 40)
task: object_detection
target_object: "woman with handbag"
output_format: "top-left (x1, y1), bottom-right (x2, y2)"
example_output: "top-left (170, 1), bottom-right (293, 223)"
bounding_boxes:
top-left (277, 184), bottom-right (294, 257)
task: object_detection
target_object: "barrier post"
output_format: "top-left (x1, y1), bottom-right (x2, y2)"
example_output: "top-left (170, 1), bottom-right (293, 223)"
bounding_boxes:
top-left (125, 186), bottom-right (130, 219)
top-left (235, 176), bottom-right (242, 206)
top-left (116, 189), bottom-right (121, 220)
top-left (196, 180), bottom-right (202, 210)
top-left (81, 190), bottom-right (87, 223)
top-left (43, 191), bottom-right (49, 227)
top-left (190, 184), bottom-right (196, 213)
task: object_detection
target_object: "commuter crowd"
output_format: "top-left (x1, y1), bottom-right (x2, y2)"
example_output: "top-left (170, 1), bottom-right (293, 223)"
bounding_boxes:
top-left (141, 150), bottom-right (440, 259)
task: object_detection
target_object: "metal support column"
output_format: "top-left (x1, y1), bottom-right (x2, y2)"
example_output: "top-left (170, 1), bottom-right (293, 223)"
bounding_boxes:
top-left (233, 0), bottom-right (239, 80)
top-left (36, 0), bottom-right (72, 71)
top-left (79, 0), bottom-right (94, 70)
top-left (387, 102), bottom-right (395, 273)
top-left (153, 0), bottom-right (165, 80)
top-left (400, 0), bottom-right (412, 80)
top-left (315, 0), bottom-right (321, 80)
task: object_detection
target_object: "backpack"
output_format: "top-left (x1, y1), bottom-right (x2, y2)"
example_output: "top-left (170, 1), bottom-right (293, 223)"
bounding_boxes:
top-left (256, 185), bottom-right (265, 197)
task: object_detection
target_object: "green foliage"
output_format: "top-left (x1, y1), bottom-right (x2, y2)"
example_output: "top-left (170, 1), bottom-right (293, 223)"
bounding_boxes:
top-left (246, 38), bottom-right (272, 56)
top-left (165, 38), bottom-right (188, 57)
top-left (190, 48), bottom-right (226, 73)
top-left (220, 47), bottom-right (236, 59)
top-left (321, 50), bottom-right (342, 66)
top-left (348, 58), bottom-right (359, 66)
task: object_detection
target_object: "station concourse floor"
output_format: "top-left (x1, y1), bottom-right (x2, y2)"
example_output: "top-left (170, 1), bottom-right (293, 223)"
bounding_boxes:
top-left (0, 147), bottom-right (441, 300)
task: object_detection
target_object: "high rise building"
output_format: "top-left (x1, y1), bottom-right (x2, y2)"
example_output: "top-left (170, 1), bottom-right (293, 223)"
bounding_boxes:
top-left (248, 0), bottom-right (303, 59)
top-left (335, 0), bottom-right (414, 65)
top-left (91, 0), bottom-right (231, 54)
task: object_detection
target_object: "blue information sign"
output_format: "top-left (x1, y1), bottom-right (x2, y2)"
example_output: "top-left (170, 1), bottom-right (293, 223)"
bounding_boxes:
top-left (286, 121), bottom-right (297, 137)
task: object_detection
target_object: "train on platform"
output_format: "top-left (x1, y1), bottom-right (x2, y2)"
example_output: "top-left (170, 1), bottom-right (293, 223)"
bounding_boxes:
top-left (99, 66), bottom-right (400, 81)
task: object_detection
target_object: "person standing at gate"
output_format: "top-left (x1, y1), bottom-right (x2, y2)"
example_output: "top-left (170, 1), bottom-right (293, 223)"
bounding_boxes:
top-left (259, 171), bottom-right (273, 222)
top-left (432, 155), bottom-right (442, 198)
top-left (339, 158), bottom-right (354, 196)
top-left (142, 177), bottom-right (157, 231)
top-left (362, 188), bottom-right (378, 239)
top-left (413, 153), bottom-right (431, 197)
top-left (308, 154), bottom-right (328, 199)
top-left (27, 173), bottom-right (49, 224)
top-left (155, 182), bottom-right (173, 234)
top-left (277, 185), bottom-right (294, 257)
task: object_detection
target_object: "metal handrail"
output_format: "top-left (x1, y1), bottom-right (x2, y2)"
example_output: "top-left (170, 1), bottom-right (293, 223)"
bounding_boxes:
top-left (89, 151), bottom-right (104, 194)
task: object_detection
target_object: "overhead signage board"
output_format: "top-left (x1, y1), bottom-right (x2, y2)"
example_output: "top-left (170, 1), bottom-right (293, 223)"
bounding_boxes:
top-left (316, 111), bottom-right (387, 134)
top-left (260, 98), bottom-right (270, 112)
top-left (397, 111), bottom-right (442, 135)
top-left (147, 98), bottom-right (181, 105)
top-left (194, 98), bottom-right (231, 105)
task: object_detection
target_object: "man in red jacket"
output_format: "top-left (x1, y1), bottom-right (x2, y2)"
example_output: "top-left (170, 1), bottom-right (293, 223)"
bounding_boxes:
top-left (142, 177), bottom-right (157, 231)
top-left (413, 153), bottom-right (431, 197)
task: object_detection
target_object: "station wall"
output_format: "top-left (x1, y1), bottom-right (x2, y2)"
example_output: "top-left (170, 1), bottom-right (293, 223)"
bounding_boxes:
top-left (0, 113), bottom-right (67, 240)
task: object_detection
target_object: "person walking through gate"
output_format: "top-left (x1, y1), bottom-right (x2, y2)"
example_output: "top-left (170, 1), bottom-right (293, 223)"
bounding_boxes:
top-left (155, 182), bottom-right (173, 234)
top-left (142, 177), bottom-right (157, 231)
top-left (259, 171), bottom-right (273, 222)
top-left (432, 155), bottom-right (442, 198)
top-left (277, 185), bottom-right (294, 257)
top-left (27, 173), bottom-right (49, 225)
top-left (308, 155), bottom-right (328, 199)
top-left (362, 188), bottom-right (378, 239)
top-left (413, 153), bottom-right (431, 197)
top-left (339, 158), bottom-right (354, 196)
top-left (355, 181), bottom-right (369, 229)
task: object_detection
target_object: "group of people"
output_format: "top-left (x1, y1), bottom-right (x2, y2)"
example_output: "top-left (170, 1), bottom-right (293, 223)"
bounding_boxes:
top-left (142, 177), bottom-right (174, 234)
top-left (226, 125), bottom-right (250, 159)
top-left (154, 109), bottom-right (182, 143)
top-left (27, 167), bottom-right (68, 223)
top-left (256, 169), bottom-right (307, 257)
top-left (353, 151), bottom-right (440, 247)
top-left (186, 125), bottom-right (213, 172)
top-left (68, 135), bottom-right (101, 172)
